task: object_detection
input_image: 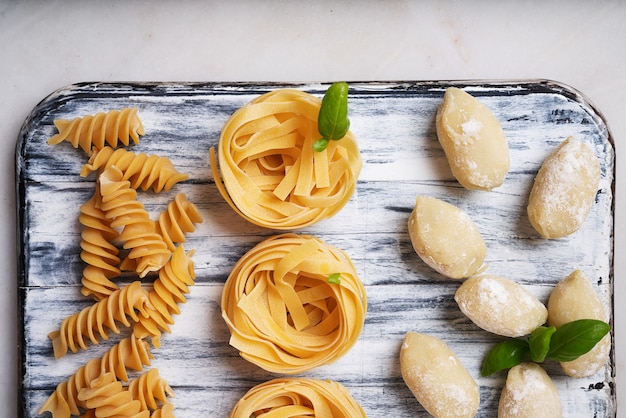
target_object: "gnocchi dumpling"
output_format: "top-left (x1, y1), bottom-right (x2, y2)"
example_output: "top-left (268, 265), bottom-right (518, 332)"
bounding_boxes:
top-left (547, 269), bottom-right (611, 378)
top-left (454, 274), bottom-right (547, 337)
top-left (498, 363), bottom-right (562, 418)
top-left (527, 136), bottom-right (600, 239)
top-left (436, 87), bottom-right (510, 191)
top-left (400, 331), bottom-right (479, 418)
top-left (408, 195), bottom-right (486, 279)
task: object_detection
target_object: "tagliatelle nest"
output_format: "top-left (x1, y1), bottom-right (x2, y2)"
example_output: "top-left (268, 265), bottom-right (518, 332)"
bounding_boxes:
top-left (211, 89), bottom-right (362, 230)
top-left (221, 233), bottom-right (367, 374)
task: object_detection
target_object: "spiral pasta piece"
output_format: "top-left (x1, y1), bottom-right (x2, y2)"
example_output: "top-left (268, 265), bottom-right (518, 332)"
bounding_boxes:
top-left (78, 372), bottom-right (146, 417)
top-left (221, 233), bottom-right (367, 374)
top-left (99, 165), bottom-right (171, 278)
top-left (80, 146), bottom-right (189, 193)
top-left (38, 335), bottom-right (153, 417)
top-left (79, 184), bottom-right (122, 300)
top-left (133, 245), bottom-right (196, 347)
top-left (48, 107), bottom-right (145, 154)
top-left (127, 368), bottom-right (175, 411)
top-left (229, 377), bottom-right (367, 418)
top-left (48, 281), bottom-right (152, 358)
top-left (155, 193), bottom-right (203, 251)
top-left (211, 88), bottom-right (362, 230)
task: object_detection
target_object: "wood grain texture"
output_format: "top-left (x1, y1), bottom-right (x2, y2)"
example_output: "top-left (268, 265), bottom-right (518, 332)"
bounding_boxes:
top-left (17, 81), bottom-right (615, 417)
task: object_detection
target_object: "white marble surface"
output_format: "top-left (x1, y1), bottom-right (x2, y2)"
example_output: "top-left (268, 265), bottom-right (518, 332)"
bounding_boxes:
top-left (1, 0), bottom-right (623, 416)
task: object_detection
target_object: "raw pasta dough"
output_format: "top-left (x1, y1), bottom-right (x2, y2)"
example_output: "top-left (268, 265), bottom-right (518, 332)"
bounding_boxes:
top-left (547, 269), bottom-right (611, 378)
top-left (527, 136), bottom-right (600, 238)
top-left (454, 274), bottom-right (547, 337)
top-left (436, 87), bottom-right (509, 191)
top-left (400, 331), bottom-right (479, 418)
top-left (498, 363), bottom-right (562, 418)
top-left (408, 195), bottom-right (486, 279)
top-left (211, 88), bottom-right (362, 229)
top-left (221, 233), bottom-right (367, 374)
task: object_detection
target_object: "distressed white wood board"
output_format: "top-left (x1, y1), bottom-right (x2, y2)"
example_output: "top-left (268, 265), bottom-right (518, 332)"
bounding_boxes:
top-left (16, 81), bottom-right (615, 417)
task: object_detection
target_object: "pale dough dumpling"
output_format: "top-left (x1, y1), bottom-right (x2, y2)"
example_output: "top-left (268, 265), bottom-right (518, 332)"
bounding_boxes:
top-left (547, 269), bottom-right (611, 378)
top-left (408, 195), bottom-right (486, 279)
top-left (400, 331), bottom-right (479, 418)
top-left (498, 363), bottom-right (562, 418)
top-left (436, 87), bottom-right (510, 191)
top-left (454, 274), bottom-right (547, 337)
top-left (527, 136), bottom-right (600, 239)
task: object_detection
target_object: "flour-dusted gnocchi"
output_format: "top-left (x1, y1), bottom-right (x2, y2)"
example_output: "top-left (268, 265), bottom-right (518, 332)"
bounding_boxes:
top-left (408, 195), bottom-right (486, 279)
top-left (454, 275), bottom-right (547, 337)
top-left (498, 363), bottom-right (562, 418)
top-left (400, 331), bottom-right (479, 418)
top-left (547, 269), bottom-right (611, 378)
top-left (527, 136), bottom-right (600, 239)
top-left (436, 87), bottom-right (509, 191)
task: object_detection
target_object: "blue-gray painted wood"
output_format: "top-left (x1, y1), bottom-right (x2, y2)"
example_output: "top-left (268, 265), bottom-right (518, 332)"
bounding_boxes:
top-left (17, 81), bottom-right (615, 417)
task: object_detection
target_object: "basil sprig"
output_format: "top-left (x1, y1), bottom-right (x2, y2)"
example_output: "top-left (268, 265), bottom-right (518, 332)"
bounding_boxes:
top-left (481, 319), bottom-right (610, 377)
top-left (327, 273), bottom-right (342, 285)
top-left (314, 82), bottom-right (350, 152)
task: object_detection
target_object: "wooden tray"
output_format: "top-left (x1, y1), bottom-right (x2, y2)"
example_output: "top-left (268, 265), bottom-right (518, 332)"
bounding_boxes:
top-left (17, 81), bottom-right (616, 417)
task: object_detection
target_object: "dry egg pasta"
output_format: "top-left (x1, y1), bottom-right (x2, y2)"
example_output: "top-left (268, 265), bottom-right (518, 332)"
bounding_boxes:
top-left (408, 195), bottom-right (487, 279)
top-left (221, 233), bottom-right (367, 374)
top-left (454, 274), bottom-right (547, 337)
top-left (527, 136), bottom-right (600, 238)
top-left (211, 88), bottom-right (362, 229)
top-left (48, 107), bottom-right (145, 155)
top-left (48, 281), bottom-right (152, 359)
top-left (547, 269), bottom-right (611, 377)
top-left (39, 336), bottom-right (153, 417)
top-left (436, 87), bottom-right (509, 190)
top-left (498, 363), bottom-right (562, 418)
top-left (229, 377), bottom-right (366, 418)
top-left (400, 331), bottom-right (479, 418)
top-left (81, 146), bottom-right (189, 193)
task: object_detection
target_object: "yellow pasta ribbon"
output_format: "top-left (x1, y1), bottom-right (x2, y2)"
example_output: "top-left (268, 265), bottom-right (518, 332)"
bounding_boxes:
top-left (221, 234), bottom-right (367, 374)
top-left (211, 89), bottom-right (362, 230)
top-left (228, 378), bottom-right (367, 418)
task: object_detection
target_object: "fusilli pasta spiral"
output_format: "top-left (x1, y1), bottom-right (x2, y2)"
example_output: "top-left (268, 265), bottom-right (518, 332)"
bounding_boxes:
top-left (211, 89), bottom-right (362, 229)
top-left (99, 166), bottom-right (171, 278)
top-left (79, 184), bottom-right (122, 300)
top-left (229, 377), bottom-right (367, 418)
top-left (133, 245), bottom-right (196, 347)
top-left (48, 107), bottom-right (145, 154)
top-left (221, 233), bottom-right (367, 374)
top-left (81, 146), bottom-right (189, 193)
top-left (38, 335), bottom-right (153, 418)
top-left (127, 368), bottom-right (175, 411)
top-left (48, 281), bottom-right (152, 358)
top-left (156, 193), bottom-right (203, 251)
top-left (78, 372), bottom-right (146, 417)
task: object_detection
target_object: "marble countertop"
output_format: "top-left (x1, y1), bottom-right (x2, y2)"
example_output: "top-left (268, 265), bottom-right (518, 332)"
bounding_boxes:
top-left (1, 1), bottom-right (623, 416)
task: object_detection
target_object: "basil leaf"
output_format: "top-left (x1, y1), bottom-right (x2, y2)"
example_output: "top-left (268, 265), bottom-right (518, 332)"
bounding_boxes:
top-left (327, 273), bottom-right (341, 284)
top-left (528, 326), bottom-right (556, 363)
top-left (313, 138), bottom-right (330, 152)
top-left (546, 319), bottom-right (610, 362)
top-left (481, 339), bottom-right (530, 377)
top-left (318, 82), bottom-right (350, 142)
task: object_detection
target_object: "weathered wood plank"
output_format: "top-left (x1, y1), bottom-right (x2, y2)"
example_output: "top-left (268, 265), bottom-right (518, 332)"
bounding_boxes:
top-left (17, 81), bottom-right (615, 417)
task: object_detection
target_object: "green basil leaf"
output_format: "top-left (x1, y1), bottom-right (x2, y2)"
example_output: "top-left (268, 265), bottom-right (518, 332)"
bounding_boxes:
top-left (313, 138), bottom-right (330, 152)
top-left (327, 273), bottom-right (341, 284)
top-left (318, 82), bottom-right (350, 142)
top-left (528, 326), bottom-right (556, 363)
top-left (546, 319), bottom-right (610, 362)
top-left (481, 339), bottom-right (530, 377)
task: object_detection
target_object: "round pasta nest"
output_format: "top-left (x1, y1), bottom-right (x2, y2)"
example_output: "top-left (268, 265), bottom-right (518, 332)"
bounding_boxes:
top-left (221, 233), bottom-right (367, 374)
top-left (211, 88), bottom-right (362, 230)
top-left (229, 377), bottom-right (367, 418)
